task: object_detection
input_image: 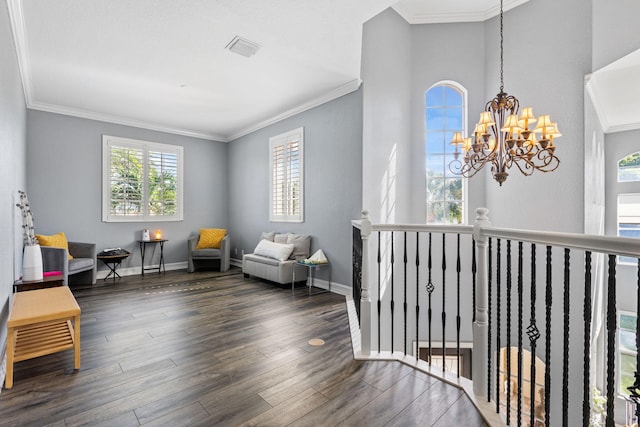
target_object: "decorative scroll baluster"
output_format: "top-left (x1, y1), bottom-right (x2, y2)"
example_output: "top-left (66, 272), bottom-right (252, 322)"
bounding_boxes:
top-left (456, 233), bottom-right (461, 377)
top-left (496, 238), bottom-right (502, 413)
top-left (488, 237), bottom-right (493, 401)
top-left (527, 243), bottom-right (540, 427)
top-left (506, 240), bottom-right (512, 425)
top-left (416, 232), bottom-right (420, 361)
top-left (377, 232), bottom-right (381, 352)
top-left (605, 254), bottom-right (617, 427)
top-left (442, 233), bottom-right (447, 371)
top-left (545, 245), bottom-right (552, 427)
top-left (403, 232), bottom-right (408, 355)
top-left (391, 232), bottom-right (395, 352)
top-left (562, 248), bottom-right (570, 427)
top-left (427, 232), bottom-right (434, 365)
top-left (517, 241), bottom-right (523, 427)
top-left (583, 251), bottom-right (592, 427)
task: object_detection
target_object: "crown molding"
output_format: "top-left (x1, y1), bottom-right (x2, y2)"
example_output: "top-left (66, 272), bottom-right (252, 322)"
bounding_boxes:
top-left (225, 79), bottom-right (362, 142)
top-left (28, 101), bottom-right (225, 141)
top-left (7, 0), bottom-right (34, 104)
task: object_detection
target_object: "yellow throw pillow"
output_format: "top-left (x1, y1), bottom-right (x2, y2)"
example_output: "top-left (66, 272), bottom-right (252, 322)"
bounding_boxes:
top-left (196, 228), bottom-right (226, 249)
top-left (36, 232), bottom-right (73, 260)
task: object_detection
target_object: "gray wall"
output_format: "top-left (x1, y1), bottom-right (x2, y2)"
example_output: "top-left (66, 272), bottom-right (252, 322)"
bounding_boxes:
top-left (0, 0), bottom-right (27, 366)
top-left (593, 0), bottom-right (640, 70)
top-left (227, 90), bottom-right (363, 288)
top-left (484, 0), bottom-right (591, 232)
top-left (361, 8), bottom-right (412, 224)
top-left (26, 110), bottom-right (227, 271)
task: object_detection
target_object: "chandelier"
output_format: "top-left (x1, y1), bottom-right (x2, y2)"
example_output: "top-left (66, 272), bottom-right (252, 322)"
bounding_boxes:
top-left (449, 0), bottom-right (561, 186)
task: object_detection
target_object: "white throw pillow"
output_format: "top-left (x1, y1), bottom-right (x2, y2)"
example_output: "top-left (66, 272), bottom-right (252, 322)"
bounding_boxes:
top-left (254, 239), bottom-right (294, 261)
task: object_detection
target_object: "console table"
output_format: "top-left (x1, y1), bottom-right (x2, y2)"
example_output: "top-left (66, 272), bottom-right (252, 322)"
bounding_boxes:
top-left (5, 286), bottom-right (81, 389)
top-left (138, 239), bottom-right (167, 276)
top-left (13, 272), bottom-right (64, 293)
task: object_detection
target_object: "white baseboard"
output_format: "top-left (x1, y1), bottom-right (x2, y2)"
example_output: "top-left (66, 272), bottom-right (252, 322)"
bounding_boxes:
top-left (0, 345), bottom-right (6, 395)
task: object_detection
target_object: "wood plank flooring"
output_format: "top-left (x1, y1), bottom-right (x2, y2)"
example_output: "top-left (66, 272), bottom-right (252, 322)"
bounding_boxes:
top-left (0, 269), bottom-right (487, 426)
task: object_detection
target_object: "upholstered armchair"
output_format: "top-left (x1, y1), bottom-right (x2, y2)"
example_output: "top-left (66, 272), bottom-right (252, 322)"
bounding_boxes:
top-left (187, 233), bottom-right (230, 273)
top-left (41, 241), bottom-right (97, 286)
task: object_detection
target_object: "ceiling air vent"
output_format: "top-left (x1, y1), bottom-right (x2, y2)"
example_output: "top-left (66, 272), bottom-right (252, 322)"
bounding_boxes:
top-left (225, 36), bottom-right (261, 58)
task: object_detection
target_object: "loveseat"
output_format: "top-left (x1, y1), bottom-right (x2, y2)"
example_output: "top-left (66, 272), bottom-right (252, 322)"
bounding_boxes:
top-left (242, 232), bottom-right (310, 285)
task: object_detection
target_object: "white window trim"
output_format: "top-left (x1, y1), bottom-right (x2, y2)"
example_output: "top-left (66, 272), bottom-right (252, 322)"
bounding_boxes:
top-left (269, 127), bottom-right (304, 223)
top-left (425, 80), bottom-right (469, 225)
top-left (102, 135), bottom-right (184, 222)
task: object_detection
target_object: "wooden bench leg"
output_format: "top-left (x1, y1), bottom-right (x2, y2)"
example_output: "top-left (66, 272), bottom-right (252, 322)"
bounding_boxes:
top-left (5, 327), bottom-right (16, 389)
top-left (73, 315), bottom-right (81, 369)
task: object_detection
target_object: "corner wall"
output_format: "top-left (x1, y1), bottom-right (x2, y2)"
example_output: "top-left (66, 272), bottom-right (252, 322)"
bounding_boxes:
top-left (227, 90), bottom-right (363, 289)
top-left (26, 110), bottom-right (227, 270)
top-left (0, 0), bottom-right (27, 381)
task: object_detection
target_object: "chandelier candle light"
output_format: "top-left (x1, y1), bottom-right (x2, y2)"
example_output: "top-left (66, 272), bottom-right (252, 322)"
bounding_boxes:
top-left (449, 0), bottom-right (561, 186)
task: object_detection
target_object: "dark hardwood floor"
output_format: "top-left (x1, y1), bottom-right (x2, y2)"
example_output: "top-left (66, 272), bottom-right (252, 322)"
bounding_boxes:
top-left (0, 268), bottom-right (487, 426)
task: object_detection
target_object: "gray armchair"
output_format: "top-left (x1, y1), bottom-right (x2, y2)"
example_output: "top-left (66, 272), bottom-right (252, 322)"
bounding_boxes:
top-left (187, 234), bottom-right (230, 273)
top-left (41, 241), bottom-right (97, 286)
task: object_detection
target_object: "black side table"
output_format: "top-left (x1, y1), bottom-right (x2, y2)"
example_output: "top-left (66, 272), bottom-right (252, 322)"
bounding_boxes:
top-left (138, 240), bottom-right (167, 276)
top-left (97, 253), bottom-right (130, 281)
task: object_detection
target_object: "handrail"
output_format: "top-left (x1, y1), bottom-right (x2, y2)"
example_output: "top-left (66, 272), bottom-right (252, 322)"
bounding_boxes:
top-left (481, 225), bottom-right (640, 258)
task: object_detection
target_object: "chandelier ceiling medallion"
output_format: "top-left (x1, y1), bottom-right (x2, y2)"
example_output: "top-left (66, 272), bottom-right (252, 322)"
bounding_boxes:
top-left (449, 0), bottom-right (561, 186)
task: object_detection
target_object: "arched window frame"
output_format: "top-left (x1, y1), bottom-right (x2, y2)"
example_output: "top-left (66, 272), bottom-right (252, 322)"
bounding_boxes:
top-left (425, 81), bottom-right (468, 224)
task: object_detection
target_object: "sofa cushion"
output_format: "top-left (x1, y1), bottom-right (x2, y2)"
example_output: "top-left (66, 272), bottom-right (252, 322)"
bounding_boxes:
top-left (261, 231), bottom-right (276, 242)
top-left (274, 233), bottom-right (289, 244)
top-left (36, 232), bottom-right (73, 260)
top-left (244, 253), bottom-right (283, 267)
top-left (287, 234), bottom-right (311, 260)
top-left (191, 248), bottom-right (221, 258)
top-left (196, 228), bottom-right (226, 249)
top-left (69, 257), bottom-right (94, 274)
top-left (254, 239), bottom-right (294, 261)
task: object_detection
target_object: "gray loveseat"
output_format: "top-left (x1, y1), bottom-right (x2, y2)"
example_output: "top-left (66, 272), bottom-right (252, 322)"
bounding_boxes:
top-left (242, 232), bottom-right (310, 285)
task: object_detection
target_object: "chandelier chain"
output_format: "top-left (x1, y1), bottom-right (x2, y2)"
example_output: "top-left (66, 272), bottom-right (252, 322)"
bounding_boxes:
top-left (499, 0), bottom-right (504, 92)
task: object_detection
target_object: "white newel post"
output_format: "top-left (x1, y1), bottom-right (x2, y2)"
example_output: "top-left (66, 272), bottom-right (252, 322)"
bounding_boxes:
top-left (473, 207), bottom-right (491, 397)
top-left (360, 210), bottom-right (372, 355)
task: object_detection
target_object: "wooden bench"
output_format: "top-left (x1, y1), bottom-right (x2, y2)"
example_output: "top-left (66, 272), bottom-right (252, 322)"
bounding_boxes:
top-left (5, 286), bottom-right (81, 389)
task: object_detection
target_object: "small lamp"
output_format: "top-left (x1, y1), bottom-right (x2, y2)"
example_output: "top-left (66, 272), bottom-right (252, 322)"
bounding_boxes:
top-left (155, 229), bottom-right (162, 240)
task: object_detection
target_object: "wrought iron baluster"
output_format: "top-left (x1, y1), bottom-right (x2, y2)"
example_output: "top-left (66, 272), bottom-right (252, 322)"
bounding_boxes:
top-left (496, 238), bottom-right (502, 414)
top-left (403, 232), bottom-right (408, 355)
top-left (488, 237), bottom-right (493, 402)
top-left (442, 233), bottom-right (447, 371)
top-left (517, 241), bottom-right (523, 427)
top-left (427, 232), bottom-right (434, 365)
top-left (391, 232), bottom-right (395, 353)
top-left (628, 258), bottom-right (640, 421)
top-left (583, 251), bottom-right (592, 427)
top-left (472, 238), bottom-right (477, 323)
top-left (562, 248), bottom-right (570, 427)
top-left (377, 232), bottom-right (381, 352)
top-left (527, 243), bottom-right (540, 427)
top-left (416, 232), bottom-right (420, 361)
top-left (506, 240), bottom-right (512, 425)
top-left (605, 254), bottom-right (616, 427)
top-left (456, 233), bottom-right (461, 378)
top-left (545, 245), bottom-right (552, 427)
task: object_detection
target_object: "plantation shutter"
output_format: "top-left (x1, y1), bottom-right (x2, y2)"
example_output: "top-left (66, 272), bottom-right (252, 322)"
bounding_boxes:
top-left (269, 128), bottom-right (304, 222)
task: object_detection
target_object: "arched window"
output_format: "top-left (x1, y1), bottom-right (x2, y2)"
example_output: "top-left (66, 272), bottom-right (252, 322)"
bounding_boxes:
top-left (425, 82), bottom-right (467, 224)
top-left (618, 151), bottom-right (640, 182)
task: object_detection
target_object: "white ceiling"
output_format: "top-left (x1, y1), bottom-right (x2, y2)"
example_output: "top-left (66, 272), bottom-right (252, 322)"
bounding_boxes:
top-left (587, 48), bottom-right (640, 134)
top-left (7, 0), bottom-right (557, 142)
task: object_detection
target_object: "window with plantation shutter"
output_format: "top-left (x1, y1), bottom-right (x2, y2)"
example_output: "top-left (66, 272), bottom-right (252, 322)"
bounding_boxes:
top-left (102, 135), bottom-right (183, 222)
top-left (269, 128), bottom-right (304, 222)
